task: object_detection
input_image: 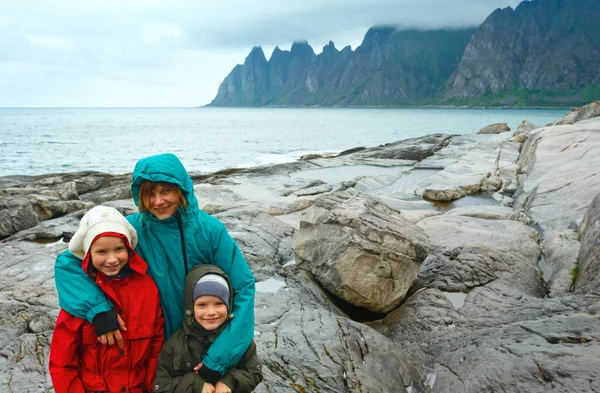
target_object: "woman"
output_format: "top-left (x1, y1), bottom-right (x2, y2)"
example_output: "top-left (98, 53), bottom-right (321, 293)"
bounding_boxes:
top-left (54, 153), bottom-right (255, 383)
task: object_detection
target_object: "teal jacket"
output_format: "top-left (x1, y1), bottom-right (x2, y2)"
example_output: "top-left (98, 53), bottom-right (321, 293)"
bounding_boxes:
top-left (54, 153), bottom-right (256, 375)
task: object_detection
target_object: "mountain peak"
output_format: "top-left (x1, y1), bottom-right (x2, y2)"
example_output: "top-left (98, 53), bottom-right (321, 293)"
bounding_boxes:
top-left (290, 41), bottom-right (316, 57)
top-left (323, 41), bottom-right (338, 53)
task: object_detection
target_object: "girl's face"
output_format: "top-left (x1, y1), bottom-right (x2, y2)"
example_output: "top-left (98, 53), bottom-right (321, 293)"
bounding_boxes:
top-left (194, 295), bottom-right (227, 331)
top-left (90, 236), bottom-right (129, 277)
top-left (149, 183), bottom-right (180, 219)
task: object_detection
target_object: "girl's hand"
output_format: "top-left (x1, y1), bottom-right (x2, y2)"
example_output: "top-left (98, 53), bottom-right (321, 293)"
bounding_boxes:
top-left (214, 381), bottom-right (232, 393)
top-left (97, 315), bottom-right (127, 348)
top-left (201, 382), bottom-right (215, 393)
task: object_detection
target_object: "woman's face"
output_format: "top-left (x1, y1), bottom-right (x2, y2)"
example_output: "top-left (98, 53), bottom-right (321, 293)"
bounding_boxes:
top-left (149, 183), bottom-right (180, 219)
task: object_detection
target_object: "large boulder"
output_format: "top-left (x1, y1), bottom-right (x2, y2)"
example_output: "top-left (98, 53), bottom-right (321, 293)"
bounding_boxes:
top-left (513, 120), bottom-right (539, 142)
top-left (295, 194), bottom-right (429, 313)
top-left (0, 196), bottom-right (40, 238)
top-left (555, 101), bottom-right (600, 125)
top-left (477, 122), bottom-right (510, 134)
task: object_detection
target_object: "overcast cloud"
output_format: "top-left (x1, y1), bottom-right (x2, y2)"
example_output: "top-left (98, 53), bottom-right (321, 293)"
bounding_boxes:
top-left (0, 0), bottom-right (523, 107)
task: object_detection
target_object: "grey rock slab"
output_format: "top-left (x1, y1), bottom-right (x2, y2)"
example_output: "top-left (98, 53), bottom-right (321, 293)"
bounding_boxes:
top-left (215, 206), bottom-right (296, 275)
top-left (416, 215), bottom-right (543, 295)
top-left (444, 205), bottom-right (531, 224)
top-left (0, 240), bottom-right (61, 393)
top-left (541, 230), bottom-right (580, 297)
top-left (383, 280), bottom-right (600, 393)
top-left (415, 134), bottom-right (485, 170)
top-left (27, 194), bottom-right (85, 221)
top-left (293, 183), bottom-right (333, 196)
top-left (295, 194), bottom-right (430, 313)
top-left (513, 118), bottom-right (600, 233)
top-left (353, 133), bottom-right (454, 162)
top-left (0, 196), bottom-right (39, 238)
top-left (255, 275), bottom-right (423, 393)
top-left (79, 184), bottom-right (131, 204)
top-left (575, 192), bottom-right (600, 295)
top-left (421, 133), bottom-right (519, 201)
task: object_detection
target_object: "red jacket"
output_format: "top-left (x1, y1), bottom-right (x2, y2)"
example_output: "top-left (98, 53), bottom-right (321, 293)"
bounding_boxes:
top-left (50, 239), bottom-right (165, 393)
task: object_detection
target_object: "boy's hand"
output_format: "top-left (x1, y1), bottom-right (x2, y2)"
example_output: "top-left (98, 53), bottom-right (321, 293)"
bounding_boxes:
top-left (214, 381), bottom-right (231, 393)
top-left (97, 315), bottom-right (127, 348)
top-left (201, 382), bottom-right (215, 393)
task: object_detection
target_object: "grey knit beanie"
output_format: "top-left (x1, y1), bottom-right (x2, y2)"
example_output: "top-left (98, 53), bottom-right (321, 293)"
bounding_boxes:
top-left (193, 274), bottom-right (230, 308)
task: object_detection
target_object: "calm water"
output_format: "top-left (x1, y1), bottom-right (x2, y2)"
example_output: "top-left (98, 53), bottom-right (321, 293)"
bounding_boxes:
top-left (0, 107), bottom-right (567, 177)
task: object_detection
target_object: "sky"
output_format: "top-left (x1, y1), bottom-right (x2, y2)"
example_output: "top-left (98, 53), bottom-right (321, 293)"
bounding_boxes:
top-left (0, 0), bottom-right (524, 107)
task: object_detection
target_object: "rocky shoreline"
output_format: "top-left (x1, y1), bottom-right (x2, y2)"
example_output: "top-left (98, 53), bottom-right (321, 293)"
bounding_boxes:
top-left (1, 101), bottom-right (599, 392)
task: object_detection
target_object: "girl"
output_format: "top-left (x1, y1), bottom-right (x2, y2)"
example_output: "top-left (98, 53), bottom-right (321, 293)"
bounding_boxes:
top-left (54, 153), bottom-right (255, 384)
top-left (49, 206), bottom-right (164, 393)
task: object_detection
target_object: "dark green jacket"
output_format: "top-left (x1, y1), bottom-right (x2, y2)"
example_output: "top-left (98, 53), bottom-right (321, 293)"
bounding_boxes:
top-left (153, 264), bottom-right (263, 393)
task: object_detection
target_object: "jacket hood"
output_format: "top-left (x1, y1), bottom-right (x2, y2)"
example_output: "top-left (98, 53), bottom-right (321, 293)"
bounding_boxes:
top-left (183, 264), bottom-right (234, 337)
top-left (131, 153), bottom-right (200, 222)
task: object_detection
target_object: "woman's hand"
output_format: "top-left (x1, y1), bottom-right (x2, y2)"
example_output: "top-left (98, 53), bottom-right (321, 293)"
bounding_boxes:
top-left (97, 315), bottom-right (127, 348)
top-left (193, 362), bottom-right (203, 372)
top-left (214, 381), bottom-right (232, 393)
top-left (201, 382), bottom-right (215, 393)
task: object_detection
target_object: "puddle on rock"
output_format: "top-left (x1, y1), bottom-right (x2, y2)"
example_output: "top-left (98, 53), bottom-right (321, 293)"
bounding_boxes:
top-left (538, 255), bottom-right (553, 281)
top-left (427, 192), bottom-right (500, 213)
top-left (255, 277), bottom-right (286, 293)
top-left (289, 164), bottom-right (402, 188)
top-left (441, 291), bottom-right (468, 309)
top-left (528, 222), bottom-right (552, 282)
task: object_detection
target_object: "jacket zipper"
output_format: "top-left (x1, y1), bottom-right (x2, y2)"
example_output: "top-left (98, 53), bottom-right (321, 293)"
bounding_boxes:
top-left (177, 214), bottom-right (189, 277)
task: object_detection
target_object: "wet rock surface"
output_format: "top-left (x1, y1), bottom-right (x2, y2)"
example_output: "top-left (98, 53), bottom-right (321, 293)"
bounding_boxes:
top-left (1, 108), bottom-right (600, 392)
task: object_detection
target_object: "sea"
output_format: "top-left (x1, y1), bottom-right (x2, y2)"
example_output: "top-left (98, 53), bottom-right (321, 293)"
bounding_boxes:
top-left (0, 107), bottom-right (568, 177)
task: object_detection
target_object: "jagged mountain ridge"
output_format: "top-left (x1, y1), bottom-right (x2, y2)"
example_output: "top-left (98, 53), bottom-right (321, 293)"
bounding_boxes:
top-left (444, 0), bottom-right (600, 105)
top-left (209, 0), bottom-right (600, 107)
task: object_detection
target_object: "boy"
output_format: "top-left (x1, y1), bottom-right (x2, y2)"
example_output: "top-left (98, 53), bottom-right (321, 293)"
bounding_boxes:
top-left (49, 206), bottom-right (165, 393)
top-left (153, 264), bottom-right (263, 393)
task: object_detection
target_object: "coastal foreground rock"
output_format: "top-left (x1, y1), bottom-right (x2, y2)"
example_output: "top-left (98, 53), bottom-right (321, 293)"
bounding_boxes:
top-left (1, 103), bottom-right (600, 392)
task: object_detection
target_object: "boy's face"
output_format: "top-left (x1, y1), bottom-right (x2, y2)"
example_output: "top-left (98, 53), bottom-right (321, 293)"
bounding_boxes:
top-left (89, 236), bottom-right (129, 277)
top-left (194, 295), bottom-right (227, 331)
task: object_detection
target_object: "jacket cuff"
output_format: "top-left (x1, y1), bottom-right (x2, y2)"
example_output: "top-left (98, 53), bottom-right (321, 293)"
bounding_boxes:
top-left (85, 301), bottom-right (113, 324)
top-left (197, 365), bottom-right (221, 385)
top-left (92, 309), bottom-right (119, 336)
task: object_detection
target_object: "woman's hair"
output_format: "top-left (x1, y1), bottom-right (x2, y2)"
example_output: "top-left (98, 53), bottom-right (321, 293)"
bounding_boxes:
top-left (138, 181), bottom-right (188, 214)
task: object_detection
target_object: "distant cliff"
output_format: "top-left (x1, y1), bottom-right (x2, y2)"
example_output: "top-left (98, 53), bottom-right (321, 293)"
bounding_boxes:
top-left (444, 0), bottom-right (600, 106)
top-left (209, 0), bottom-right (600, 107)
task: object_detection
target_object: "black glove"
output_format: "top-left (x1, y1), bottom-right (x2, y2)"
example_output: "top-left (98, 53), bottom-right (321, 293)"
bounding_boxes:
top-left (196, 364), bottom-right (221, 385)
top-left (92, 309), bottom-right (119, 336)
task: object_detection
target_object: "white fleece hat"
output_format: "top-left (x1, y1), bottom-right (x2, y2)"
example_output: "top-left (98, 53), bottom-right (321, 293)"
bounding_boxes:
top-left (69, 206), bottom-right (138, 260)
